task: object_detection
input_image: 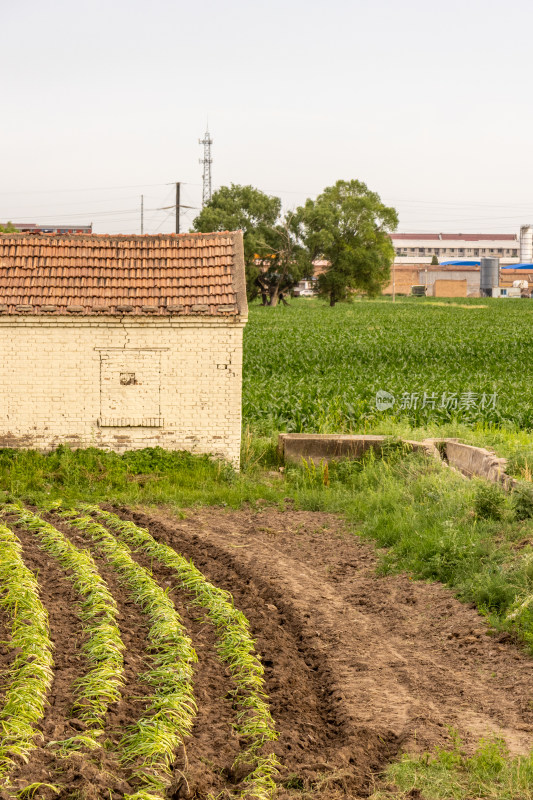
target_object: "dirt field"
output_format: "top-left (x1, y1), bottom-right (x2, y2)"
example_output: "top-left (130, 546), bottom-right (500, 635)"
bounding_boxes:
top-left (3, 506), bottom-right (533, 799)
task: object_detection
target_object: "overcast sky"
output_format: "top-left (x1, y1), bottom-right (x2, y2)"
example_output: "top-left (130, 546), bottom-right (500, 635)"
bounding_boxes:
top-left (2, 0), bottom-right (533, 234)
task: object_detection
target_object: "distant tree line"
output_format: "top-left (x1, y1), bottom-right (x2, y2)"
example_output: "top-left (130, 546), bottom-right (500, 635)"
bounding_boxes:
top-left (0, 222), bottom-right (17, 233)
top-left (193, 180), bottom-right (398, 307)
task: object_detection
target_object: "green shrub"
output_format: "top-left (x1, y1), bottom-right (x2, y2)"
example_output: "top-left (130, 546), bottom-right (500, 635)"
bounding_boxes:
top-left (512, 482), bottom-right (533, 520)
top-left (474, 482), bottom-right (506, 520)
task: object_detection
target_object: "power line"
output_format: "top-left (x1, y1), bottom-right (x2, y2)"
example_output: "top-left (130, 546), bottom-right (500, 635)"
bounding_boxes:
top-left (399, 213), bottom-right (533, 224)
top-left (0, 182), bottom-right (170, 196)
top-left (390, 199), bottom-right (533, 209)
top-left (4, 178), bottom-right (533, 214)
top-left (8, 206), bottom-right (170, 221)
top-left (0, 194), bottom-right (168, 213)
top-left (153, 209), bottom-right (175, 233)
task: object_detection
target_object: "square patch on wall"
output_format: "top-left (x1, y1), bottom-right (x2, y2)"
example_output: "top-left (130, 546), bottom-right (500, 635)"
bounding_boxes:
top-left (99, 350), bottom-right (162, 427)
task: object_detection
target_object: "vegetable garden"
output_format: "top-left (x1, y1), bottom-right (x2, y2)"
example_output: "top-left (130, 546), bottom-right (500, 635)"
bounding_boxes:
top-left (1, 500), bottom-right (532, 800)
top-left (0, 504), bottom-right (279, 800)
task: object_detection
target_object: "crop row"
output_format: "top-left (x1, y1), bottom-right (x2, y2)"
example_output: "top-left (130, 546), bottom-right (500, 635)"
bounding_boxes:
top-left (0, 505), bottom-right (279, 800)
top-left (2, 504), bottom-right (125, 750)
top-left (0, 524), bottom-right (54, 784)
top-left (60, 510), bottom-right (198, 800)
top-left (78, 504), bottom-right (280, 799)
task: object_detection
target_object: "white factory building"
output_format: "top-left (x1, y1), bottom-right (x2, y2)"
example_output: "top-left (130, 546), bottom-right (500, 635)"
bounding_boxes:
top-left (391, 233), bottom-right (521, 265)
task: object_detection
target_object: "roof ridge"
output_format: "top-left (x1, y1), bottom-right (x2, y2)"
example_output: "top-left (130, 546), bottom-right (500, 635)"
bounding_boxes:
top-left (0, 230), bottom-right (238, 242)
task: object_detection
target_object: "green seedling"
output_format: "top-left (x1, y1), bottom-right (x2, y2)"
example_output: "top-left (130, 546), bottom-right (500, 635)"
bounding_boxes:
top-left (0, 524), bottom-right (54, 781)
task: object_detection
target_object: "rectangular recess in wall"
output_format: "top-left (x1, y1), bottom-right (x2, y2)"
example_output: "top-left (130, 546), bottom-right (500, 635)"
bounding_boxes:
top-left (99, 349), bottom-right (162, 427)
top-left (98, 417), bottom-right (164, 428)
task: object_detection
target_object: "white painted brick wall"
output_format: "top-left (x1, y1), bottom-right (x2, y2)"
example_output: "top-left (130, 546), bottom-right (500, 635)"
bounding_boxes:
top-left (0, 316), bottom-right (246, 467)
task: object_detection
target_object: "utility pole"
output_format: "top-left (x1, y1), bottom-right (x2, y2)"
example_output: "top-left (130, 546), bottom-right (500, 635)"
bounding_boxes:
top-left (199, 126), bottom-right (213, 207)
top-left (158, 184), bottom-right (196, 232)
top-left (141, 195), bottom-right (144, 235)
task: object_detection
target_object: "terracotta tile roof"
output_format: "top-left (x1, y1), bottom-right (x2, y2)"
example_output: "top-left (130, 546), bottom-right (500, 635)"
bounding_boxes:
top-left (0, 231), bottom-right (247, 317)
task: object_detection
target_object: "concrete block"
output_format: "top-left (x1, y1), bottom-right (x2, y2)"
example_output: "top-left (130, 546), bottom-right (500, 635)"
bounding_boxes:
top-left (278, 433), bottom-right (517, 490)
top-left (444, 441), bottom-right (514, 486)
top-left (279, 433), bottom-right (388, 464)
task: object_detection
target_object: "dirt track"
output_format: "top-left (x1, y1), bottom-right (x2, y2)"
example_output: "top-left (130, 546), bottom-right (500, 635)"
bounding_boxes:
top-left (2, 506), bottom-right (532, 799)
top-left (130, 506), bottom-right (533, 797)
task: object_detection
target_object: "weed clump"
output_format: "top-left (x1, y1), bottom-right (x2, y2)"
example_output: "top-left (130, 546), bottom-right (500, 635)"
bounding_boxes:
top-left (370, 731), bottom-right (533, 800)
top-left (512, 482), bottom-right (533, 520)
top-left (474, 482), bottom-right (506, 520)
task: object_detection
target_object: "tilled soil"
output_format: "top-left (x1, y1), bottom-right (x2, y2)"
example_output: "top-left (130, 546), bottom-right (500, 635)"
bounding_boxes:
top-left (0, 506), bottom-right (531, 800)
top-left (128, 506), bottom-right (533, 798)
top-left (0, 608), bottom-right (13, 710)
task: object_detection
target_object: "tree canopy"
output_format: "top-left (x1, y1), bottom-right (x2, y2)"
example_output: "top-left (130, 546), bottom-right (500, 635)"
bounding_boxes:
top-left (192, 184), bottom-right (308, 306)
top-left (193, 180), bottom-right (399, 307)
top-left (0, 222), bottom-right (17, 233)
top-left (296, 180), bottom-right (398, 305)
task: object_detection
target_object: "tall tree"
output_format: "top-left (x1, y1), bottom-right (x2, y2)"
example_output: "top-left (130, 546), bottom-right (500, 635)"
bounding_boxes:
top-left (192, 184), bottom-right (307, 305)
top-left (297, 180), bottom-right (398, 306)
top-left (253, 212), bottom-right (310, 307)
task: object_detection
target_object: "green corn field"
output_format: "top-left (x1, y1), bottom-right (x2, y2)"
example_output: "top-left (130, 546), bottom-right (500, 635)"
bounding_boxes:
top-left (243, 297), bottom-right (533, 434)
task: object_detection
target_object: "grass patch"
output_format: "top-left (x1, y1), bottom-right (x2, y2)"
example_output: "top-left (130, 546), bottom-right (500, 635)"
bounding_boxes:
top-left (370, 732), bottom-right (533, 800)
top-left (0, 445), bottom-right (279, 509)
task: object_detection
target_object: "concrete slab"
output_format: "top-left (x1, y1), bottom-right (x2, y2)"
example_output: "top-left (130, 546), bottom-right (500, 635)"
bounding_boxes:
top-left (277, 433), bottom-right (517, 489)
top-left (278, 434), bottom-right (387, 465)
top-left (278, 433), bottom-right (439, 465)
top-left (444, 441), bottom-right (514, 487)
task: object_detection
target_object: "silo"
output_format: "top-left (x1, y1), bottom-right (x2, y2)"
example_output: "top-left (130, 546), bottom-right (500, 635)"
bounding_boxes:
top-left (480, 257), bottom-right (499, 297)
top-left (520, 225), bottom-right (533, 263)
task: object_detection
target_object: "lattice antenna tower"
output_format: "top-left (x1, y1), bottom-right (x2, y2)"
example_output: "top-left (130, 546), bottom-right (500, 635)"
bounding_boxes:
top-left (199, 126), bottom-right (213, 207)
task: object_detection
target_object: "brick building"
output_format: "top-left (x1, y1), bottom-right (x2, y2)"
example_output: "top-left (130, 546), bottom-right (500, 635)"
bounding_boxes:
top-left (383, 264), bottom-right (533, 297)
top-left (0, 231), bottom-right (247, 466)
